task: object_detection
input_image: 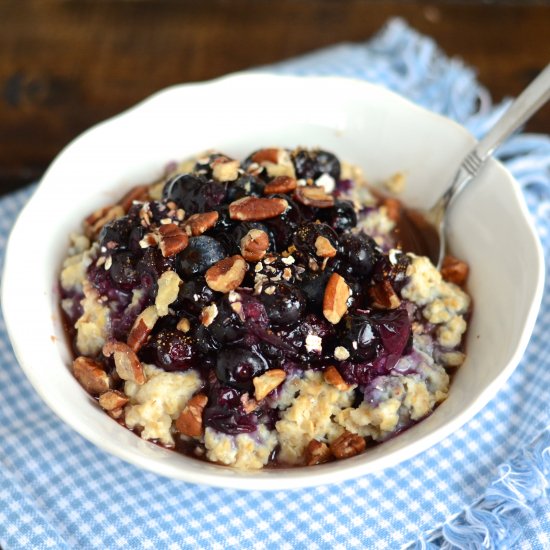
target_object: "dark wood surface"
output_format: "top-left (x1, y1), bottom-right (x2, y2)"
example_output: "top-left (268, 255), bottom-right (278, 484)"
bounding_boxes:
top-left (1, 0), bottom-right (549, 195)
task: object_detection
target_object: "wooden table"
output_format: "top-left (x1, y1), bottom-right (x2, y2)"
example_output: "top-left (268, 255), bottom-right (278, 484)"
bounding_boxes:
top-left (1, 0), bottom-right (549, 195)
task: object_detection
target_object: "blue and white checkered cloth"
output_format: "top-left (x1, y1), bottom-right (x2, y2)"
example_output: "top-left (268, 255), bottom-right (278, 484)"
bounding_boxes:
top-left (1, 19), bottom-right (549, 550)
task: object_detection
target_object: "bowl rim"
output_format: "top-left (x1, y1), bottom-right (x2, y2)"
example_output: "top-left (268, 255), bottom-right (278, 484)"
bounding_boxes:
top-left (1, 72), bottom-right (545, 490)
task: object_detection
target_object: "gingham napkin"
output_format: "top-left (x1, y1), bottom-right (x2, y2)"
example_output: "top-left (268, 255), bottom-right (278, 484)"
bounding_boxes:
top-left (1, 19), bottom-right (549, 550)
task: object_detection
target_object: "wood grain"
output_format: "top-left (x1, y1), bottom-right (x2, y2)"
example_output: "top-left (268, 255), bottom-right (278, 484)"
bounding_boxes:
top-left (1, 0), bottom-right (549, 193)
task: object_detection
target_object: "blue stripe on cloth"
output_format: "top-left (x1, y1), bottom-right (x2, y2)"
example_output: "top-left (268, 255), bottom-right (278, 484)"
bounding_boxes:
top-left (1, 18), bottom-right (549, 550)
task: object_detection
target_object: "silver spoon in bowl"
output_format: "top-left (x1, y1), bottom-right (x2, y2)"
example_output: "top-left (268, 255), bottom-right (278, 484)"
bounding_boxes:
top-left (401, 63), bottom-right (550, 269)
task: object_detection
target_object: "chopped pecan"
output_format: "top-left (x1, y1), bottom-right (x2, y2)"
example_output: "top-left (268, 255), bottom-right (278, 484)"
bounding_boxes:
top-left (200, 304), bottom-right (218, 327)
top-left (212, 158), bottom-right (240, 182)
top-left (102, 341), bottom-right (145, 385)
top-left (305, 440), bottom-right (332, 466)
top-left (240, 393), bottom-right (259, 413)
top-left (330, 431), bottom-right (366, 459)
top-left (315, 236), bottom-right (337, 258)
top-left (205, 255), bottom-right (247, 293)
top-left (176, 317), bottom-right (191, 333)
top-left (119, 184), bottom-right (150, 212)
top-left (229, 196), bottom-right (288, 221)
top-left (175, 394), bottom-right (208, 437)
top-left (240, 229), bottom-right (270, 262)
top-left (183, 211), bottom-right (219, 236)
top-left (72, 356), bottom-right (110, 395)
top-left (158, 223), bottom-right (189, 257)
top-left (127, 305), bottom-right (159, 352)
top-left (98, 390), bottom-right (129, 418)
top-left (251, 148), bottom-right (280, 164)
top-left (253, 369), bottom-right (286, 401)
top-left (294, 186), bottom-right (335, 208)
top-left (369, 280), bottom-right (401, 309)
top-left (441, 255), bottom-right (469, 286)
top-left (263, 175), bottom-right (297, 195)
top-left (84, 204), bottom-right (125, 239)
top-left (323, 273), bottom-right (351, 324)
top-left (323, 366), bottom-right (353, 391)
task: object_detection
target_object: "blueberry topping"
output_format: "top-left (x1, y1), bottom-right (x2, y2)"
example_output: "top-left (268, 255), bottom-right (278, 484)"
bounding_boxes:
top-left (319, 200), bottom-right (357, 233)
top-left (109, 251), bottom-right (139, 288)
top-left (146, 328), bottom-right (197, 371)
top-left (215, 347), bottom-right (268, 389)
top-left (292, 148), bottom-right (341, 182)
top-left (163, 173), bottom-right (225, 214)
top-left (176, 236), bottom-right (226, 278)
top-left (338, 232), bottom-right (380, 277)
top-left (99, 216), bottom-right (134, 251)
top-left (259, 281), bottom-right (305, 326)
top-left (292, 222), bottom-right (338, 258)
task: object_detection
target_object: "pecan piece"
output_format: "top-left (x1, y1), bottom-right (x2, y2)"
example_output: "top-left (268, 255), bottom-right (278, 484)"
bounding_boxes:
top-left (323, 366), bottom-right (353, 391)
top-left (323, 273), bottom-right (351, 324)
top-left (264, 175), bottom-right (297, 195)
top-left (72, 356), bottom-right (110, 395)
top-left (315, 236), bottom-right (337, 258)
top-left (84, 204), bottom-right (125, 239)
top-left (305, 440), bottom-right (332, 466)
top-left (119, 184), bottom-right (150, 212)
top-left (176, 317), bottom-right (191, 333)
top-left (229, 196), bottom-right (288, 221)
top-left (369, 280), bottom-right (401, 309)
top-left (98, 390), bottom-right (129, 418)
top-left (240, 229), bottom-right (270, 262)
top-left (127, 305), bottom-right (159, 352)
top-left (183, 211), bottom-right (219, 236)
top-left (205, 255), bottom-right (247, 293)
top-left (253, 369), bottom-right (286, 401)
top-left (175, 393), bottom-right (208, 437)
top-left (330, 431), bottom-right (366, 459)
top-left (102, 341), bottom-right (145, 385)
top-left (294, 186), bottom-right (335, 208)
top-left (251, 148), bottom-right (280, 164)
top-left (200, 304), bottom-right (218, 327)
top-left (158, 223), bottom-right (189, 257)
top-left (441, 255), bottom-right (469, 286)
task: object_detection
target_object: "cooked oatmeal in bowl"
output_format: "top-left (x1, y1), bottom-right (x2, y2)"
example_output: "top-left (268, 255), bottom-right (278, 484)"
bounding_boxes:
top-left (60, 146), bottom-right (471, 470)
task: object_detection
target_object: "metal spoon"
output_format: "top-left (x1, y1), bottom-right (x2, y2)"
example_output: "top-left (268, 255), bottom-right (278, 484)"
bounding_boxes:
top-left (405, 63), bottom-right (550, 269)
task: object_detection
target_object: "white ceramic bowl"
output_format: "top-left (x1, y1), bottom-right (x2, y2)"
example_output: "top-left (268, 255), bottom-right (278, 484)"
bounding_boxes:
top-left (1, 74), bottom-right (544, 490)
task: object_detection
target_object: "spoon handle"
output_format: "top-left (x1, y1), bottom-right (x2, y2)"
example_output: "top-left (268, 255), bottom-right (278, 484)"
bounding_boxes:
top-left (443, 63), bottom-right (550, 207)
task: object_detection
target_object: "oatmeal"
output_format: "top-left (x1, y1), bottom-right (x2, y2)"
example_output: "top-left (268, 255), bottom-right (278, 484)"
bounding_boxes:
top-left (60, 147), bottom-right (471, 469)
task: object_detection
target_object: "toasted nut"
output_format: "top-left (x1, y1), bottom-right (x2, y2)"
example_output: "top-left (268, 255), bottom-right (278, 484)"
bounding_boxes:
top-left (212, 158), bottom-right (240, 182)
top-left (175, 393), bottom-right (208, 437)
top-left (72, 356), bottom-right (110, 395)
top-left (84, 204), bottom-right (125, 238)
top-left (382, 198), bottom-right (402, 222)
top-left (240, 229), bottom-right (270, 262)
top-left (294, 186), bottom-right (335, 208)
top-left (251, 148), bottom-right (280, 164)
top-left (253, 369), bottom-right (286, 401)
top-left (119, 184), bottom-right (150, 211)
top-left (323, 273), bottom-right (351, 324)
top-left (330, 430), bottom-right (366, 459)
top-left (315, 236), bottom-right (337, 258)
top-left (205, 255), bottom-right (247, 293)
top-left (264, 175), bottom-right (298, 195)
top-left (127, 305), bottom-right (159, 352)
top-left (240, 393), bottom-right (259, 414)
top-left (441, 255), bottom-right (469, 286)
top-left (158, 223), bottom-right (189, 257)
top-left (98, 390), bottom-right (129, 414)
top-left (323, 366), bottom-right (353, 391)
top-left (369, 280), bottom-right (401, 309)
top-left (305, 440), bottom-right (332, 466)
top-left (200, 303), bottom-right (218, 327)
top-left (103, 341), bottom-right (145, 385)
top-left (229, 197), bottom-right (288, 221)
top-left (176, 317), bottom-right (191, 333)
top-left (183, 211), bottom-right (219, 236)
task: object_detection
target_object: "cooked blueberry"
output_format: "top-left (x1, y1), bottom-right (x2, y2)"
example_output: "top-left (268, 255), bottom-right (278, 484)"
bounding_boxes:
top-left (299, 270), bottom-right (332, 311)
top-left (293, 222), bottom-right (338, 258)
top-left (259, 281), bottom-right (305, 326)
top-left (137, 248), bottom-right (173, 288)
top-left (319, 200), bottom-right (357, 233)
top-left (215, 347), bottom-right (268, 389)
top-left (163, 173), bottom-right (225, 214)
top-left (109, 251), bottom-right (139, 288)
top-left (208, 296), bottom-right (245, 344)
top-left (176, 236), bottom-right (226, 278)
top-left (99, 216), bottom-right (134, 251)
top-left (340, 314), bottom-right (381, 362)
top-left (174, 277), bottom-right (217, 315)
top-left (264, 195), bottom-right (303, 251)
top-left (146, 328), bottom-right (197, 371)
top-left (279, 313), bottom-right (335, 360)
top-left (128, 225), bottom-right (146, 254)
top-left (292, 148), bottom-right (340, 182)
top-left (225, 175), bottom-right (265, 202)
top-left (338, 232), bottom-right (380, 277)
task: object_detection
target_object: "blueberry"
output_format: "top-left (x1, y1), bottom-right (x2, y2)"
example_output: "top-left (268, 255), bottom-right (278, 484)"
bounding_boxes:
top-left (99, 216), bottom-right (134, 251)
top-left (264, 195), bottom-right (303, 251)
top-left (128, 225), bottom-right (146, 254)
top-left (259, 281), bottom-right (305, 326)
top-left (109, 251), bottom-right (139, 288)
top-left (338, 232), bottom-right (379, 277)
top-left (215, 347), bottom-right (268, 389)
top-left (292, 222), bottom-right (338, 258)
top-left (176, 236), bottom-right (226, 278)
top-left (279, 313), bottom-right (335, 361)
top-left (340, 314), bottom-right (381, 362)
top-left (208, 296), bottom-right (245, 344)
top-left (292, 148), bottom-right (341, 182)
top-left (146, 328), bottom-right (197, 371)
top-left (174, 277), bottom-right (217, 315)
top-left (319, 200), bottom-right (357, 233)
top-left (225, 175), bottom-right (265, 203)
top-left (298, 270), bottom-right (332, 311)
top-left (163, 173), bottom-right (225, 214)
top-left (136, 248), bottom-right (174, 288)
